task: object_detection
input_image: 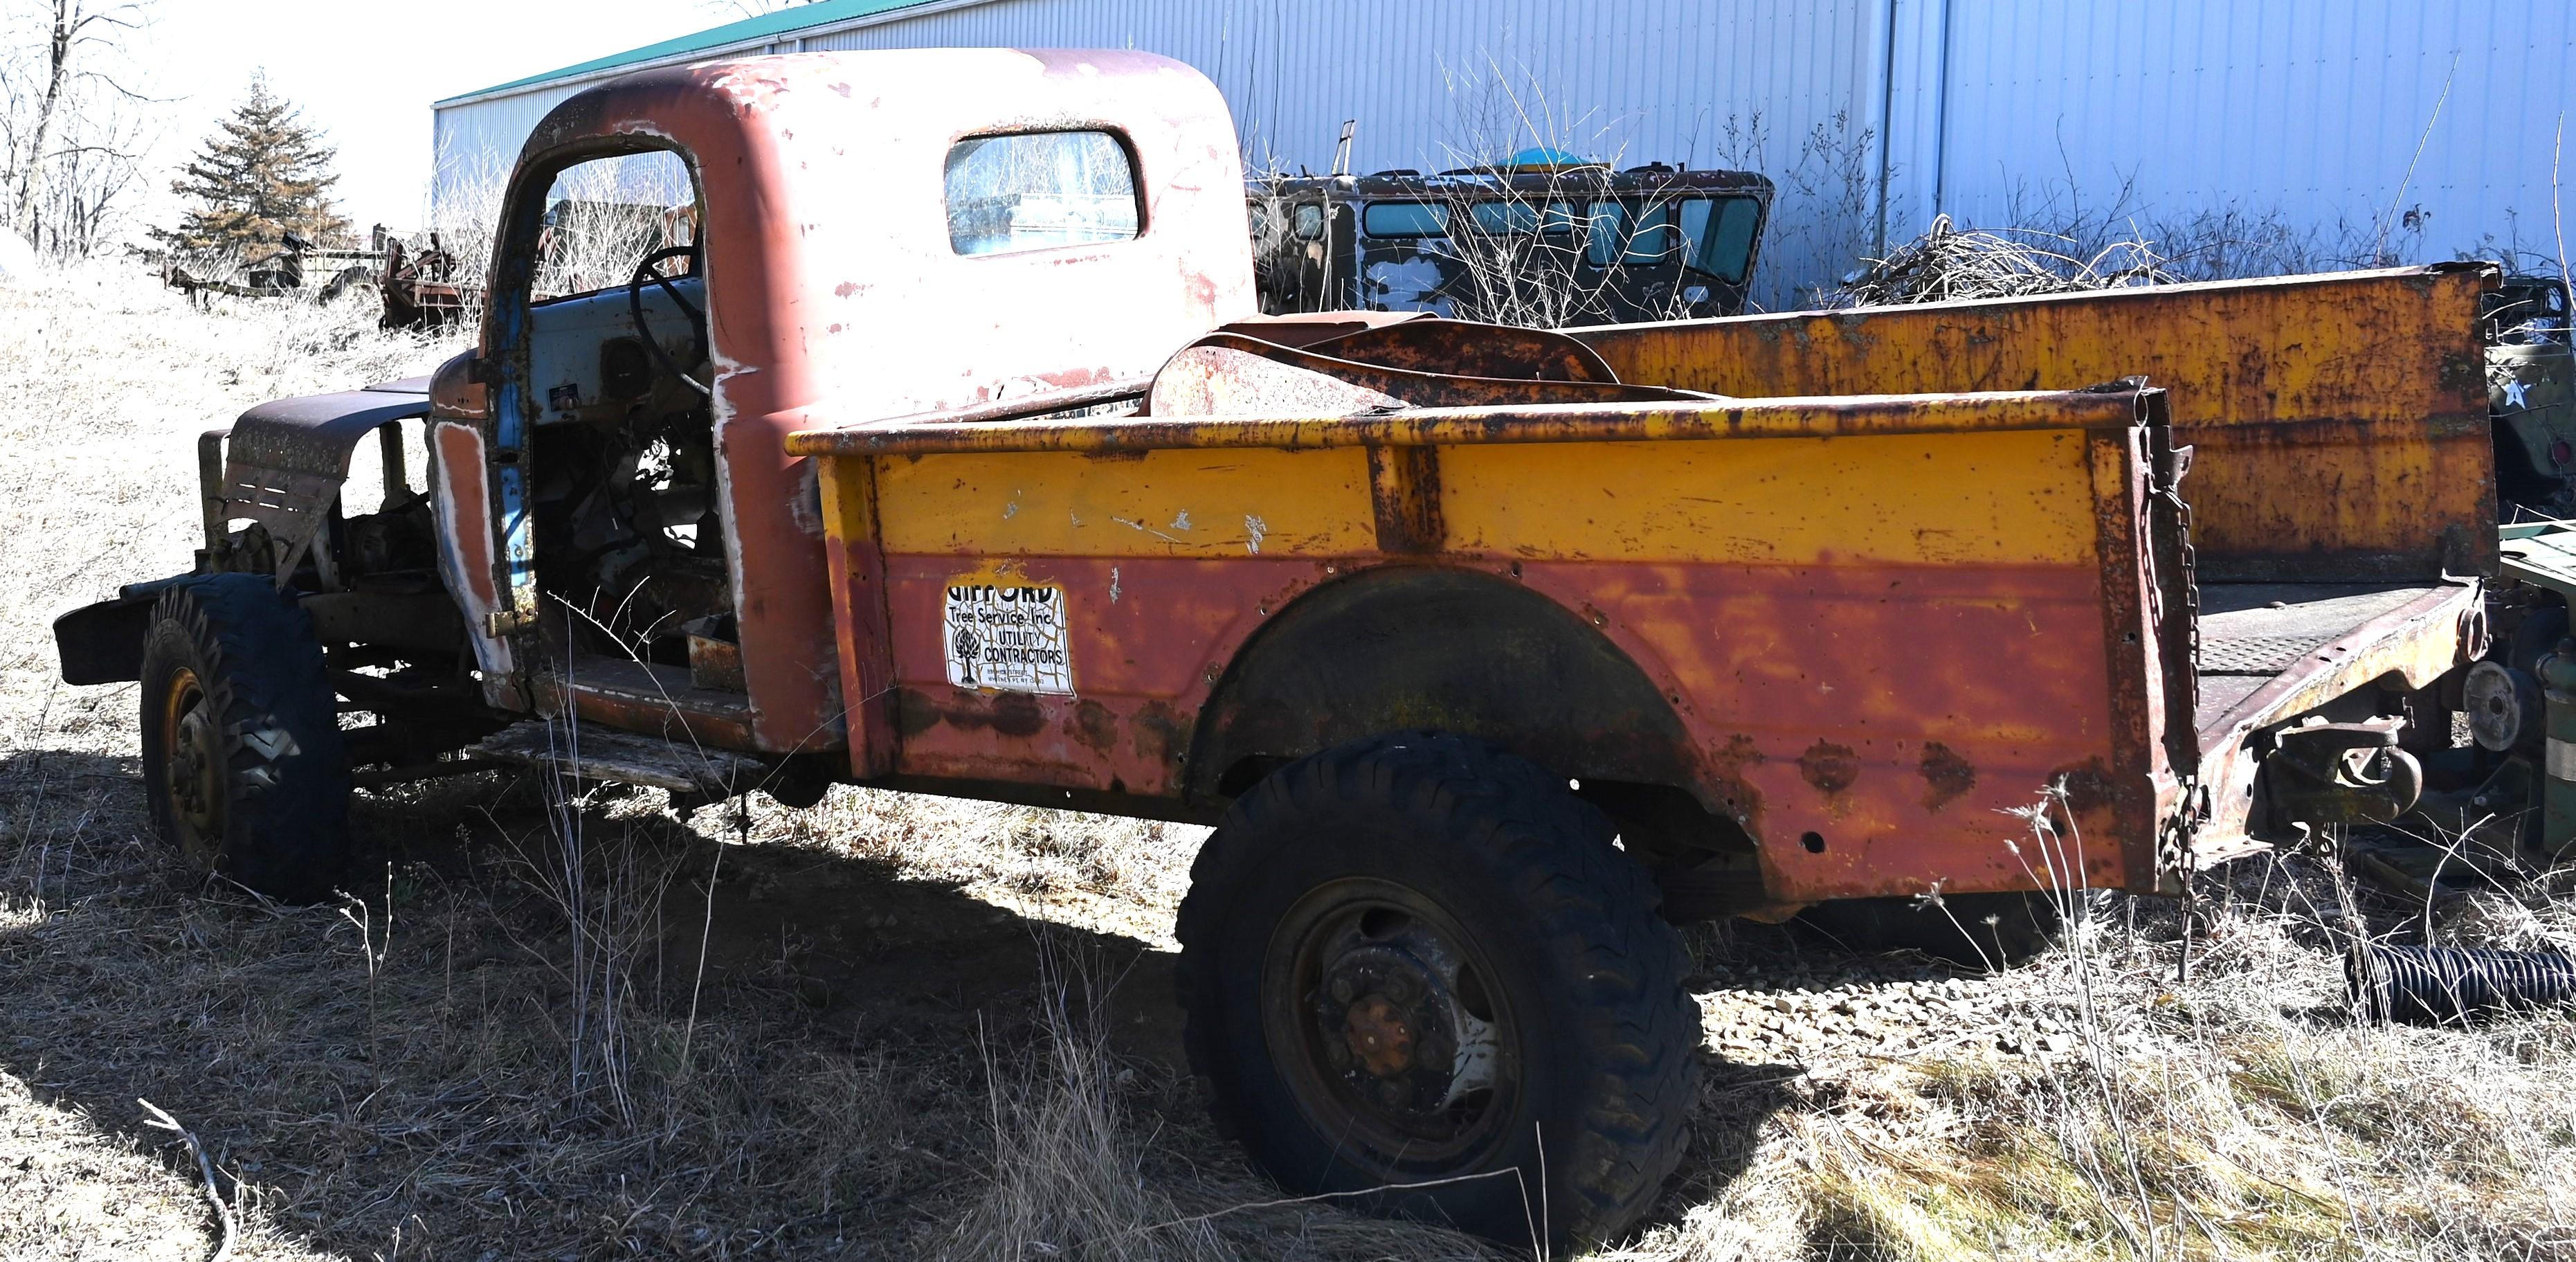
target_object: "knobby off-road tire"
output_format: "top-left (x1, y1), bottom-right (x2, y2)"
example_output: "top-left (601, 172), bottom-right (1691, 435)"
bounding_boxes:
top-left (139, 575), bottom-right (351, 903)
top-left (1175, 732), bottom-right (1699, 1250)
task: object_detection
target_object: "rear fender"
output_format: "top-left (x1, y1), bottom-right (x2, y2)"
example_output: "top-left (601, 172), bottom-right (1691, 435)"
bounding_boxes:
top-left (1186, 565), bottom-right (1748, 859)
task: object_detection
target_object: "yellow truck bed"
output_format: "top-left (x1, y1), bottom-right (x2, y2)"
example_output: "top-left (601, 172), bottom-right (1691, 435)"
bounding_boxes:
top-left (786, 264), bottom-right (2489, 905)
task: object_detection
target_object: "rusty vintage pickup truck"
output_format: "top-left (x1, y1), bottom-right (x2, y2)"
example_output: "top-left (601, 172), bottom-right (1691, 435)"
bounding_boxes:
top-left (55, 49), bottom-right (2528, 1245)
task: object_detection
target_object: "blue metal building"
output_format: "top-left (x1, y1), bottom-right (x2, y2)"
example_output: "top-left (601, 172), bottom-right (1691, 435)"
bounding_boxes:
top-left (433, 0), bottom-right (2576, 307)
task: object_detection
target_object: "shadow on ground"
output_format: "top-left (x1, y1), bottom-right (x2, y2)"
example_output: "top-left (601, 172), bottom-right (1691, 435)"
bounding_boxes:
top-left (0, 747), bottom-right (1799, 1259)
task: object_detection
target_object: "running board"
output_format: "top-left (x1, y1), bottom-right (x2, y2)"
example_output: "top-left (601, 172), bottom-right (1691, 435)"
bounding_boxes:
top-left (474, 719), bottom-right (764, 795)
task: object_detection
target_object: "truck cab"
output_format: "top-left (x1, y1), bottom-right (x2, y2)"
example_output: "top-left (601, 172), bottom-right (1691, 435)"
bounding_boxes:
top-left (439, 49), bottom-right (1253, 771)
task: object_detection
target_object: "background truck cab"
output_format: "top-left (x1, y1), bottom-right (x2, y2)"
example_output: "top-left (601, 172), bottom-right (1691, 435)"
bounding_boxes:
top-left (1250, 161), bottom-right (1771, 325)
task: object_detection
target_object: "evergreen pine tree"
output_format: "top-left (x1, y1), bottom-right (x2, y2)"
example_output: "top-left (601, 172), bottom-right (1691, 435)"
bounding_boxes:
top-left (151, 73), bottom-right (350, 257)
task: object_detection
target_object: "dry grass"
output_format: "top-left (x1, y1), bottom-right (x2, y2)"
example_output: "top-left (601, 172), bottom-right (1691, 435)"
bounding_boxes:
top-left (1826, 213), bottom-right (2176, 307)
top-left (3, 264), bottom-right (2576, 1261)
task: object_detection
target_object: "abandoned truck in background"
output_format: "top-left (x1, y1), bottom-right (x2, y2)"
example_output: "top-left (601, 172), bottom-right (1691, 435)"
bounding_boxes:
top-left (48, 48), bottom-right (2545, 1245)
top-left (1249, 161), bottom-right (1770, 324)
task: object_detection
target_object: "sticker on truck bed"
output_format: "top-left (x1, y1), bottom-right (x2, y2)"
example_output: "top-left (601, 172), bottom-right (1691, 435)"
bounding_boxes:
top-left (944, 580), bottom-right (1072, 694)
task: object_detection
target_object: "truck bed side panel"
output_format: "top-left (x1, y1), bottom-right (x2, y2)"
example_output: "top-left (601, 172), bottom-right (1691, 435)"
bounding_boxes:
top-left (1572, 264), bottom-right (2498, 583)
top-left (848, 410), bottom-right (2176, 901)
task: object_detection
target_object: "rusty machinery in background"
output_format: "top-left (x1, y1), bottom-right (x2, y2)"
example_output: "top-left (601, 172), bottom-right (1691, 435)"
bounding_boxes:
top-left (161, 224), bottom-right (481, 330)
top-left (2485, 274), bottom-right (2576, 518)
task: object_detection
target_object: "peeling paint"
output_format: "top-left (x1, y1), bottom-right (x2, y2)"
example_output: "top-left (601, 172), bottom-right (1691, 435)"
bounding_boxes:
top-left (1364, 257), bottom-right (1454, 316)
top-left (1112, 516), bottom-right (1188, 545)
top-left (1244, 514), bottom-right (1268, 555)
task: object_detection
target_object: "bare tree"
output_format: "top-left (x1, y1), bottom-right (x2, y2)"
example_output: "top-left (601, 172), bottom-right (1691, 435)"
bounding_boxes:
top-left (0, 0), bottom-right (152, 258)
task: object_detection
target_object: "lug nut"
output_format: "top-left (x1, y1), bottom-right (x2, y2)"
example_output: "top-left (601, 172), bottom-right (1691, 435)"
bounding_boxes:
top-left (1329, 976), bottom-right (1355, 1004)
top-left (1377, 1079), bottom-right (1409, 1108)
top-left (1383, 973), bottom-right (1415, 1003)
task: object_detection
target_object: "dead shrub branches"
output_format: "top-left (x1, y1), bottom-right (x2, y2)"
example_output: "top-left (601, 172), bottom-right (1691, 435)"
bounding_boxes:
top-left (1831, 213), bottom-right (2175, 307)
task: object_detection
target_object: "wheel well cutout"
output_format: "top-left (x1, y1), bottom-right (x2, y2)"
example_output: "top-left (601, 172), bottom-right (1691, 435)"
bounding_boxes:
top-left (1189, 566), bottom-right (1717, 813)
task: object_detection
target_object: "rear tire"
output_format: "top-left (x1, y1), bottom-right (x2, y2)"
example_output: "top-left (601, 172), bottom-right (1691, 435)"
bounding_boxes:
top-left (139, 575), bottom-right (351, 902)
top-left (1175, 732), bottom-right (1698, 1250)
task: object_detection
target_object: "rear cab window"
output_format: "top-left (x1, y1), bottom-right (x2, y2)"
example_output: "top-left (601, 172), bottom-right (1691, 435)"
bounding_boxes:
top-left (1678, 197), bottom-right (1762, 283)
top-left (1361, 201), bottom-right (1449, 238)
top-left (945, 130), bottom-right (1141, 256)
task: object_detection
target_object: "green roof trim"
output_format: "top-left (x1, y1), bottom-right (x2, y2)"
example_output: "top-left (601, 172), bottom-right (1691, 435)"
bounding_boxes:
top-left (437, 0), bottom-right (945, 105)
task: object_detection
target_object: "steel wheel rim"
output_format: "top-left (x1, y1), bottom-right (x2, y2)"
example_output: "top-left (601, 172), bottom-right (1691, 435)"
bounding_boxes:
top-left (1260, 876), bottom-right (1521, 1166)
top-left (158, 666), bottom-right (222, 863)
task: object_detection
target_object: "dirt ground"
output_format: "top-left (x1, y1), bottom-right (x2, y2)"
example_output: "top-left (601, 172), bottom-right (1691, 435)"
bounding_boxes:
top-left (5, 268), bottom-right (2576, 1261)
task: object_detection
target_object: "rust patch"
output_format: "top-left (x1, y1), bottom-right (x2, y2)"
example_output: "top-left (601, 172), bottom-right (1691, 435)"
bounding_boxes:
top-left (984, 693), bottom-right (1048, 738)
top-left (2050, 758), bottom-right (2117, 816)
top-left (1797, 739), bottom-right (1860, 795)
top-left (894, 687), bottom-right (940, 737)
top-left (1365, 443), bottom-right (1445, 554)
top-left (1569, 263), bottom-right (2501, 584)
top-left (1071, 698), bottom-right (1117, 753)
top-left (1706, 732), bottom-right (1768, 823)
top-left (1918, 741), bottom-right (1977, 811)
top-left (1711, 734), bottom-right (1766, 779)
top-left (898, 687), bottom-right (1048, 738)
top-left (1132, 701), bottom-right (1189, 768)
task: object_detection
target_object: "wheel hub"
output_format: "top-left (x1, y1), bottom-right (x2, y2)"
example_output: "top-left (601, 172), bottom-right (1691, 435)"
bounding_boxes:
top-left (1342, 993), bottom-right (1417, 1076)
top-left (1305, 928), bottom-right (1501, 1135)
top-left (160, 669), bottom-right (223, 852)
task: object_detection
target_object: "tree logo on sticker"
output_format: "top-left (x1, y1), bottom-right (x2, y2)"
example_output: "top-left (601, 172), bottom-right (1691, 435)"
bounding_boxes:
top-left (943, 580), bottom-right (1072, 694)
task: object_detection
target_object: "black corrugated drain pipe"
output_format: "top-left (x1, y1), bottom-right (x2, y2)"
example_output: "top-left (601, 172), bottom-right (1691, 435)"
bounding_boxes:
top-left (2347, 944), bottom-right (2576, 1024)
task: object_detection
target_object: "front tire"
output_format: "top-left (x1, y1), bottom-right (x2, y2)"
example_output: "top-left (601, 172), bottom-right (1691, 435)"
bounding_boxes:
top-left (1175, 732), bottom-right (1698, 1250)
top-left (139, 575), bottom-right (351, 902)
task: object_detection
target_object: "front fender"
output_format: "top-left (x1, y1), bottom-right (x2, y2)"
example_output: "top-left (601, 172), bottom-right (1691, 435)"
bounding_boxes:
top-left (53, 575), bottom-right (196, 685)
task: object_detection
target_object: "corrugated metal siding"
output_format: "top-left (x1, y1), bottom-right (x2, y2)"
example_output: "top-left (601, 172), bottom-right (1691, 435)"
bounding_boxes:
top-left (1887, 0), bottom-right (2576, 272)
top-left (432, 0), bottom-right (2576, 307)
top-left (433, 0), bottom-right (1882, 307)
top-left (432, 83), bottom-right (588, 223)
top-left (805, 0), bottom-right (1883, 305)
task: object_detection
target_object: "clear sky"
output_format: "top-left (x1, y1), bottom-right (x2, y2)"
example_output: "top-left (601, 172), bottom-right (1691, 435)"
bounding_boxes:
top-left (131, 0), bottom-right (728, 231)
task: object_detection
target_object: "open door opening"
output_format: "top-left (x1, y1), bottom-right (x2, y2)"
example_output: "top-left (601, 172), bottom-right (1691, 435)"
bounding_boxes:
top-left (509, 150), bottom-right (751, 745)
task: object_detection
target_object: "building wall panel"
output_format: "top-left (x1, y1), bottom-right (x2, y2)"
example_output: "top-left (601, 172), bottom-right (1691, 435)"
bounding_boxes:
top-left (434, 0), bottom-right (2576, 307)
top-left (1894, 0), bottom-right (2576, 271)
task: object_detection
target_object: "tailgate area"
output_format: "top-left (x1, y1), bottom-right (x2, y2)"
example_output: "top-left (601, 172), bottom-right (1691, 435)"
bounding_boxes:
top-left (2191, 580), bottom-right (2482, 863)
top-left (2196, 583), bottom-right (2473, 737)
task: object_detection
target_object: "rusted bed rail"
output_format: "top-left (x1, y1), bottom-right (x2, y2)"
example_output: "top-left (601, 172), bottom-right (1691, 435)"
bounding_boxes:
top-left (785, 387), bottom-right (2155, 457)
top-left (1572, 262), bottom-right (2501, 583)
